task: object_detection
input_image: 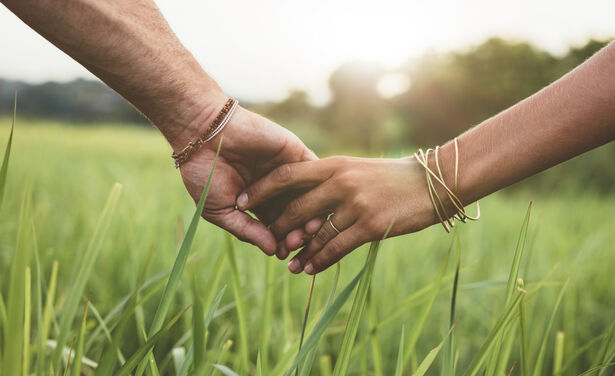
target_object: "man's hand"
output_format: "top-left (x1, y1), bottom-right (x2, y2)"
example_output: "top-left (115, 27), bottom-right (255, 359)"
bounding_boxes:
top-left (1, 0), bottom-right (325, 254)
top-left (176, 104), bottom-right (319, 254)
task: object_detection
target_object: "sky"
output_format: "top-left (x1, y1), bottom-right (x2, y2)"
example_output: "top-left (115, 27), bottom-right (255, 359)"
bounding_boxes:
top-left (0, 0), bottom-right (614, 104)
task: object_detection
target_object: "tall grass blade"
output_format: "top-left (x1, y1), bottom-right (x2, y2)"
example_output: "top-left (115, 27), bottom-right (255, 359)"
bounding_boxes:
top-left (52, 183), bottom-right (122, 372)
top-left (42, 261), bottom-right (59, 352)
top-left (3, 186), bottom-right (32, 376)
top-left (444, 233), bottom-right (461, 376)
top-left (0, 291), bottom-right (6, 347)
top-left (462, 289), bottom-right (525, 376)
top-left (415, 326), bottom-right (455, 376)
top-left (23, 267), bottom-right (32, 376)
top-left (577, 363), bottom-right (615, 376)
top-left (296, 275), bottom-right (316, 376)
top-left (32, 221), bottom-right (47, 375)
top-left (259, 257), bottom-right (274, 374)
top-left (593, 318), bottom-right (615, 376)
top-left (63, 337), bottom-right (76, 376)
top-left (332, 240), bottom-right (381, 376)
top-left (256, 351), bottom-right (263, 376)
top-left (402, 232), bottom-right (455, 368)
top-left (85, 257), bottom-right (190, 352)
top-left (553, 331), bottom-right (564, 375)
top-left (532, 279), bottom-right (569, 376)
top-left (319, 355), bottom-right (333, 376)
top-left (0, 89), bottom-right (16, 210)
top-left (367, 285), bottom-right (384, 376)
top-left (225, 235), bottom-right (250, 374)
top-left (136, 138), bottom-right (222, 375)
top-left (394, 326), bottom-right (404, 376)
top-left (192, 276), bottom-right (206, 376)
top-left (299, 263), bottom-right (341, 376)
top-left (69, 294), bottom-right (90, 376)
top-left (172, 348), bottom-right (186, 374)
top-left (556, 332), bottom-right (605, 375)
top-left (177, 287), bottom-right (226, 376)
top-left (95, 247), bottom-right (155, 375)
top-left (487, 202), bottom-right (532, 376)
top-left (212, 364), bottom-right (240, 376)
top-left (115, 305), bottom-right (190, 376)
top-left (505, 202), bottom-right (532, 303)
top-left (599, 351), bottom-right (615, 376)
top-left (283, 244), bottom-right (379, 376)
top-left (518, 278), bottom-right (529, 376)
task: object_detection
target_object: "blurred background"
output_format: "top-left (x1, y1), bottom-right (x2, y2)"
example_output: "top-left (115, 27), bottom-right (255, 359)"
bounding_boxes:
top-left (0, 0), bottom-right (615, 192)
top-left (1, 2), bottom-right (615, 374)
top-left (1, 0), bottom-right (614, 193)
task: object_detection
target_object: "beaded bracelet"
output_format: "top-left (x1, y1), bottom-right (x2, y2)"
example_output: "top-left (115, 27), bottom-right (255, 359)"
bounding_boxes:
top-left (413, 138), bottom-right (480, 232)
top-left (171, 98), bottom-right (239, 168)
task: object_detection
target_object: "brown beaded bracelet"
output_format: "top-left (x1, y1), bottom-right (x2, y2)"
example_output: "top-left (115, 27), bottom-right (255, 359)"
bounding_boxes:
top-left (171, 98), bottom-right (239, 168)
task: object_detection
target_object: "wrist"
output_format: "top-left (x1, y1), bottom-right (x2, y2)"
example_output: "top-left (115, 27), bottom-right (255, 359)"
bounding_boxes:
top-left (164, 89), bottom-right (230, 153)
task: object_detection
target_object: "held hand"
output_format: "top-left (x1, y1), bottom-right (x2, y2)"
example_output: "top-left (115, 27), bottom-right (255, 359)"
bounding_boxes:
top-left (176, 104), bottom-right (321, 255)
top-left (236, 157), bottom-right (441, 274)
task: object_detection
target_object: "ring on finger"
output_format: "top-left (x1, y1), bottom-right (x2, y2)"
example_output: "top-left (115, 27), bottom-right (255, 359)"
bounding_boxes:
top-left (329, 218), bottom-right (341, 234)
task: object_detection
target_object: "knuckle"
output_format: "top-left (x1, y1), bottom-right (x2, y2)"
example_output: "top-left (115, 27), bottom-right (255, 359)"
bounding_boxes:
top-left (312, 247), bottom-right (336, 271)
top-left (351, 194), bottom-right (370, 210)
top-left (315, 227), bottom-right (332, 244)
top-left (328, 155), bottom-right (351, 165)
top-left (363, 217), bottom-right (384, 237)
top-left (287, 199), bottom-right (304, 221)
top-left (274, 164), bottom-right (293, 182)
top-left (325, 241), bottom-right (342, 258)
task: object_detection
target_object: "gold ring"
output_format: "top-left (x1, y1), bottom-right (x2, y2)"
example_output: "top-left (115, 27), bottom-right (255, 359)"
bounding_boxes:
top-left (329, 219), bottom-right (341, 234)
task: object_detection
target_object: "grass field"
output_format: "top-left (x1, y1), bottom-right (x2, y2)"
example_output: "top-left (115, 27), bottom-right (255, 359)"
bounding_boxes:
top-left (1, 118), bottom-right (615, 375)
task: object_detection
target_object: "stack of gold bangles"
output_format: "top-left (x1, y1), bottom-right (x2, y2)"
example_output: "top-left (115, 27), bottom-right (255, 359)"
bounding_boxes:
top-left (413, 138), bottom-right (480, 232)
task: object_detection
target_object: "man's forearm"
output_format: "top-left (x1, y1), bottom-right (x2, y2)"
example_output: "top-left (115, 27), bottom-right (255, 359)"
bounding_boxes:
top-left (2, 0), bottom-right (224, 149)
top-left (438, 42), bottom-right (615, 204)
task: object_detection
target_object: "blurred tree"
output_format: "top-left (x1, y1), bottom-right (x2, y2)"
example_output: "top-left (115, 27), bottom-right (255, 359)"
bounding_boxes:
top-left (396, 38), bottom-right (562, 146)
top-left (267, 90), bottom-right (314, 122)
top-left (326, 62), bottom-right (387, 153)
top-left (0, 78), bottom-right (147, 124)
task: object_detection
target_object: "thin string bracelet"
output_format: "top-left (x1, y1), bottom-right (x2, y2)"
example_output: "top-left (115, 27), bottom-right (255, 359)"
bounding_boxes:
top-left (413, 138), bottom-right (480, 233)
top-left (171, 98), bottom-right (239, 168)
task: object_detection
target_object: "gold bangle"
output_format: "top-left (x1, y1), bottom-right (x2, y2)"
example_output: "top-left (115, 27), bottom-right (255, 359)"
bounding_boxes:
top-left (413, 138), bottom-right (480, 232)
top-left (171, 98), bottom-right (239, 168)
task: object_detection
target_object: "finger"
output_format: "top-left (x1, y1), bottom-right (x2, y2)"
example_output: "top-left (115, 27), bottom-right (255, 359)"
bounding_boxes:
top-left (287, 213), bottom-right (356, 273)
top-left (236, 160), bottom-right (332, 211)
top-left (205, 209), bottom-right (277, 255)
top-left (285, 229), bottom-right (309, 251)
top-left (305, 217), bottom-right (325, 234)
top-left (275, 240), bottom-right (291, 260)
top-left (270, 184), bottom-right (340, 239)
top-left (304, 225), bottom-right (368, 274)
top-left (284, 216), bottom-right (325, 251)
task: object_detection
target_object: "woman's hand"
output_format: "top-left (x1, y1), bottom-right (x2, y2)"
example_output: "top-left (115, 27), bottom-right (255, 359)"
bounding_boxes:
top-left (236, 156), bottom-right (441, 274)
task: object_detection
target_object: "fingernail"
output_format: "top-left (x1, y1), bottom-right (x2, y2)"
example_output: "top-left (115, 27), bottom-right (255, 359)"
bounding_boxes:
top-left (237, 193), bottom-right (248, 209)
top-left (304, 262), bottom-right (314, 275)
top-left (288, 258), bottom-right (301, 273)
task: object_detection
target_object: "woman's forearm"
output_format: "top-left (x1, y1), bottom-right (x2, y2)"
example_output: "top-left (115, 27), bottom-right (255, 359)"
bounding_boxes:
top-left (1, 0), bottom-right (225, 149)
top-left (442, 42), bottom-right (615, 204)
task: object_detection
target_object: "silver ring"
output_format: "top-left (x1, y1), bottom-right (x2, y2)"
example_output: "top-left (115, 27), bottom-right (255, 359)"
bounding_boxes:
top-left (329, 219), bottom-right (341, 234)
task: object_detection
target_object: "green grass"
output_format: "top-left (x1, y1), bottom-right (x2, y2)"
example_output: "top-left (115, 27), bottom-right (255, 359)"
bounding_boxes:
top-left (1, 118), bottom-right (615, 375)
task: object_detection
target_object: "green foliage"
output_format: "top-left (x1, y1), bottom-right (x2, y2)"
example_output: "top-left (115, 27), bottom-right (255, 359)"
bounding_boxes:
top-left (52, 183), bottom-right (122, 372)
top-left (1, 122), bottom-right (615, 376)
top-left (0, 90), bottom-right (15, 210)
top-left (333, 240), bottom-right (380, 376)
